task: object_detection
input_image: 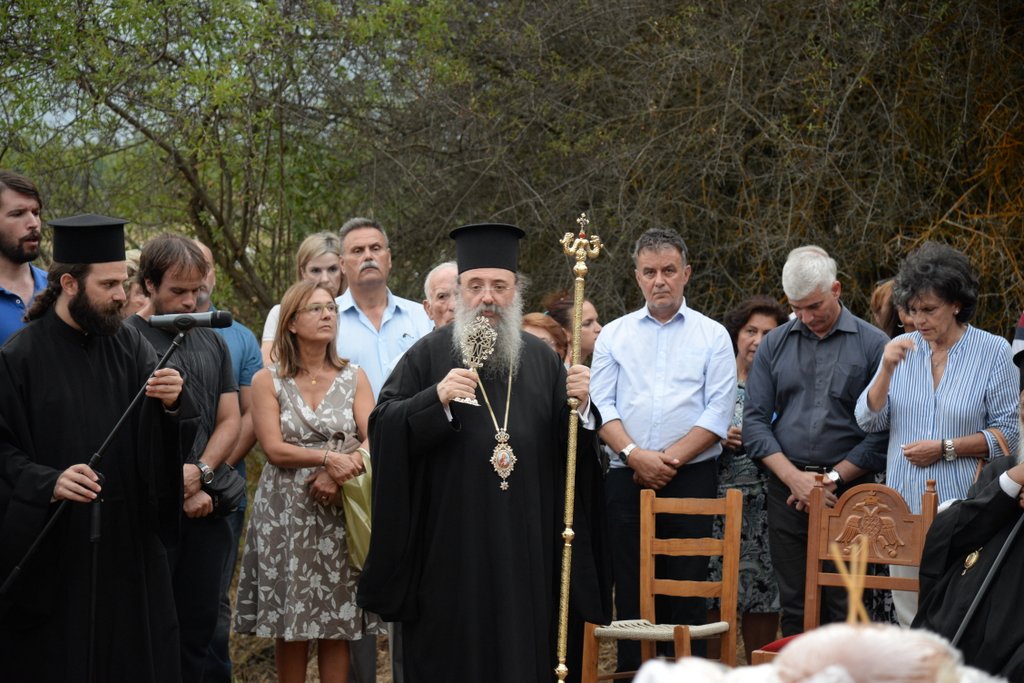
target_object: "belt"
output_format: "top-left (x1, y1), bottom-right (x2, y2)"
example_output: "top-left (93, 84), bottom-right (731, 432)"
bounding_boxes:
top-left (789, 461), bottom-right (835, 473)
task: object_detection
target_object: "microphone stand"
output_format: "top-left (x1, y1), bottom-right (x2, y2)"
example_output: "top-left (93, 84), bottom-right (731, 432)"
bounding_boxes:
top-left (0, 329), bottom-right (190, 683)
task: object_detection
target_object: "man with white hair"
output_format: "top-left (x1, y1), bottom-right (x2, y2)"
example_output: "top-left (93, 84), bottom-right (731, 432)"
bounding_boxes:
top-left (422, 260), bottom-right (457, 328)
top-left (358, 223), bottom-right (610, 683)
top-left (743, 245), bottom-right (888, 636)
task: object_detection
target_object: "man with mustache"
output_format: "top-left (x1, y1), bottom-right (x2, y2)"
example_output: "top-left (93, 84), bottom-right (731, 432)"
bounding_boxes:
top-left (336, 217), bottom-right (433, 399)
top-left (359, 223), bottom-right (611, 683)
top-left (0, 214), bottom-right (186, 681)
top-left (0, 171), bottom-right (48, 345)
top-left (335, 217), bottom-right (433, 683)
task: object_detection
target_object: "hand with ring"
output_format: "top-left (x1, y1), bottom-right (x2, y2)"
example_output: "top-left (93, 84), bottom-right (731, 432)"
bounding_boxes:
top-left (306, 468), bottom-right (339, 504)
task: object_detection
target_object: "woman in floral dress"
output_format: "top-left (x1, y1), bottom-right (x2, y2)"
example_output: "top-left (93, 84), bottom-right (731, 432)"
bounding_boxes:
top-left (709, 295), bottom-right (788, 660)
top-left (235, 281), bottom-right (382, 683)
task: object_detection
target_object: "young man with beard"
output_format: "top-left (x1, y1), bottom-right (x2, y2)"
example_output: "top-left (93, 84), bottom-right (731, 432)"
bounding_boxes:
top-left (127, 234), bottom-right (241, 683)
top-left (0, 171), bottom-right (48, 344)
top-left (0, 214), bottom-right (186, 681)
top-left (358, 223), bottom-right (611, 683)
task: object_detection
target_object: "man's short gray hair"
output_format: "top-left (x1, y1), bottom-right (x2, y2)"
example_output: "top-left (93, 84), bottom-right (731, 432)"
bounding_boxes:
top-left (782, 245), bottom-right (837, 300)
top-left (423, 261), bottom-right (457, 299)
top-left (631, 228), bottom-right (688, 264)
top-left (339, 217), bottom-right (388, 246)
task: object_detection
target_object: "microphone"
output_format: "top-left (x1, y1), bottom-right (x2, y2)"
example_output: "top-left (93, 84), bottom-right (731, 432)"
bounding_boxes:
top-left (148, 311), bottom-right (233, 331)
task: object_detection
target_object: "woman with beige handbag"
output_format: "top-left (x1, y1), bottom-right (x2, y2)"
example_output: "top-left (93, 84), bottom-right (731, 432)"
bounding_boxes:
top-left (235, 281), bottom-right (383, 683)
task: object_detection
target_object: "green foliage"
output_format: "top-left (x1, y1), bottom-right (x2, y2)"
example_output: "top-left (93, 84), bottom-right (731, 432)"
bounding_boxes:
top-left (1, 0), bottom-right (1022, 335)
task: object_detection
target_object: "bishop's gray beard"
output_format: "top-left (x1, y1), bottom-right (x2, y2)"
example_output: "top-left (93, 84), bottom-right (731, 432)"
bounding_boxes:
top-left (452, 292), bottom-right (524, 379)
top-left (1017, 413), bottom-right (1024, 465)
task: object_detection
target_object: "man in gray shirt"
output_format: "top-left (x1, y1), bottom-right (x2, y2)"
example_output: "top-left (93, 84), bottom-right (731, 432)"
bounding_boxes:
top-left (743, 245), bottom-right (888, 636)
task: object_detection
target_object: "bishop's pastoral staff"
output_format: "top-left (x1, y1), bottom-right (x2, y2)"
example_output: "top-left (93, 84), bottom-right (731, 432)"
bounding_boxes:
top-left (358, 222), bottom-right (611, 683)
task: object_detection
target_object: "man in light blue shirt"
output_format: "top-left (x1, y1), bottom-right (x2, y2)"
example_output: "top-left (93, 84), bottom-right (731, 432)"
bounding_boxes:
top-left (335, 217), bottom-right (432, 401)
top-left (335, 217), bottom-right (431, 683)
top-left (591, 227), bottom-right (735, 675)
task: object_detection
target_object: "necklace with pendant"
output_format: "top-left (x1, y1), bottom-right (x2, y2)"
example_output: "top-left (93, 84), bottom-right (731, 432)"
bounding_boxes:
top-left (302, 360), bottom-right (327, 385)
top-left (478, 371), bottom-right (516, 491)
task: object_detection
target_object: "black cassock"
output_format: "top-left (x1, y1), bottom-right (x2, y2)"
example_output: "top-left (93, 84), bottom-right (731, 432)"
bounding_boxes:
top-left (0, 309), bottom-right (184, 682)
top-left (358, 326), bottom-right (611, 683)
top-left (914, 456), bottom-right (1024, 679)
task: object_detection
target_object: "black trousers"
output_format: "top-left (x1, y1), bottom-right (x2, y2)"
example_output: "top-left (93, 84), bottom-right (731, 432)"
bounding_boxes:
top-left (606, 459), bottom-right (717, 676)
top-left (203, 507), bottom-right (244, 682)
top-left (765, 467), bottom-right (872, 636)
top-left (166, 514), bottom-right (232, 683)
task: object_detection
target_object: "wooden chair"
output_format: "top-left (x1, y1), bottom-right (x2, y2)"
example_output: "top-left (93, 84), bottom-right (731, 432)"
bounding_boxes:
top-left (581, 488), bottom-right (743, 682)
top-left (803, 477), bottom-right (938, 632)
top-left (749, 650), bottom-right (778, 665)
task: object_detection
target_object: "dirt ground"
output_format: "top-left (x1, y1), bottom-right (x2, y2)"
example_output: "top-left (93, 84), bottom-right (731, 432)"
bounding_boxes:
top-left (229, 631), bottom-right (746, 681)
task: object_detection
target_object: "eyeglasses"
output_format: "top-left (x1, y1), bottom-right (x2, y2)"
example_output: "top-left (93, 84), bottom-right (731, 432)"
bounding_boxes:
top-left (298, 302), bottom-right (338, 316)
top-left (463, 282), bottom-right (513, 296)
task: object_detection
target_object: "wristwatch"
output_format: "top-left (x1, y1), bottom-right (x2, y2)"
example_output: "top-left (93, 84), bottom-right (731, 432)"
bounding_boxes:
top-left (825, 469), bottom-right (844, 486)
top-left (194, 461), bottom-right (215, 485)
top-left (618, 442), bottom-right (638, 465)
top-left (942, 439), bottom-right (958, 462)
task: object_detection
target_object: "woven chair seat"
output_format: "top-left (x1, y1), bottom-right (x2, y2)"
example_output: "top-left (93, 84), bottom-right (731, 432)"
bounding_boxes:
top-left (594, 619), bottom-right (729, 642)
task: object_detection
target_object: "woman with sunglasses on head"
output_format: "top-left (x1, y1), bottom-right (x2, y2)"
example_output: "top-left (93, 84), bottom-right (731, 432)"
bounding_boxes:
top-left (235, 281), bottom-right (382, 683)
top-left (261, 232), bottom-right (345, 365)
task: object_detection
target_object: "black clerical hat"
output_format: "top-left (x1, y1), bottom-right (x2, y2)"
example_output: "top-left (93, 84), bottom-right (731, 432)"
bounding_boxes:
top-left (47, 213), bottom-right (128, 264)
top-left (449, 223), bottom-right (526, 273)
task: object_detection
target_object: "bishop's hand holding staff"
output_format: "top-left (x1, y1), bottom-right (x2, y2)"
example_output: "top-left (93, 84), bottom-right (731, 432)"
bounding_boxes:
top-left (358, 221), bottom-right (611, 683)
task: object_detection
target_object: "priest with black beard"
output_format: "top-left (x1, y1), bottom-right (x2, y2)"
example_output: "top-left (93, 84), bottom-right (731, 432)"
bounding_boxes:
top-left (0, 214), bottom-right (187, 682)
top-left (358, 223), bottom-right (611, 683)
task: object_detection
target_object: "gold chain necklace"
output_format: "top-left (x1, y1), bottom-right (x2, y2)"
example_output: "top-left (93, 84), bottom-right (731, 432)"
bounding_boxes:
top-left (301, 360), bottom-right (327, 385)
top-left (477, 371), bottom-right (516, 491)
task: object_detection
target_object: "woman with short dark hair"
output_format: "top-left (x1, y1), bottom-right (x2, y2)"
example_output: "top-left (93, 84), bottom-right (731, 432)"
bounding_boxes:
top-left (708, 295), bottom-right (789, 660)
top-left (857, 241), bottom-right (1019, 626)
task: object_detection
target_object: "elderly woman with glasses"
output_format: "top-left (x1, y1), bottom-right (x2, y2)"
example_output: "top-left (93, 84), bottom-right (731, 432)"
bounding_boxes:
top-left (235, 281), bottom-right (382, 683)
top-left (856, 241), bottom-right (1019, 627)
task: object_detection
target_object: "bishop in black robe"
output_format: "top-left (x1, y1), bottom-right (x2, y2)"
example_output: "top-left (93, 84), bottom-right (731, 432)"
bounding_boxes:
top-left (358, 325), bottom-right (611, 683)
top-left (914, 456), bottom-right (1024, 679)
top-left (0, 308), bottom-right (185, 682)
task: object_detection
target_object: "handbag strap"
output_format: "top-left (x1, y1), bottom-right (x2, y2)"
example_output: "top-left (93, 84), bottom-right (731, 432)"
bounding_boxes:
top-left (985, 427), bottom-right (1011, 459)
top-left (278, 367), bottom-right (355, 451)
top-left (971, 428), bottom-right (1012, 484)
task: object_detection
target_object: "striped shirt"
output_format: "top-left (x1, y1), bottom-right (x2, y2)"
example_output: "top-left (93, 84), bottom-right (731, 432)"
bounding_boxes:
top-left (855, 326), bottom-right (1020, 513)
